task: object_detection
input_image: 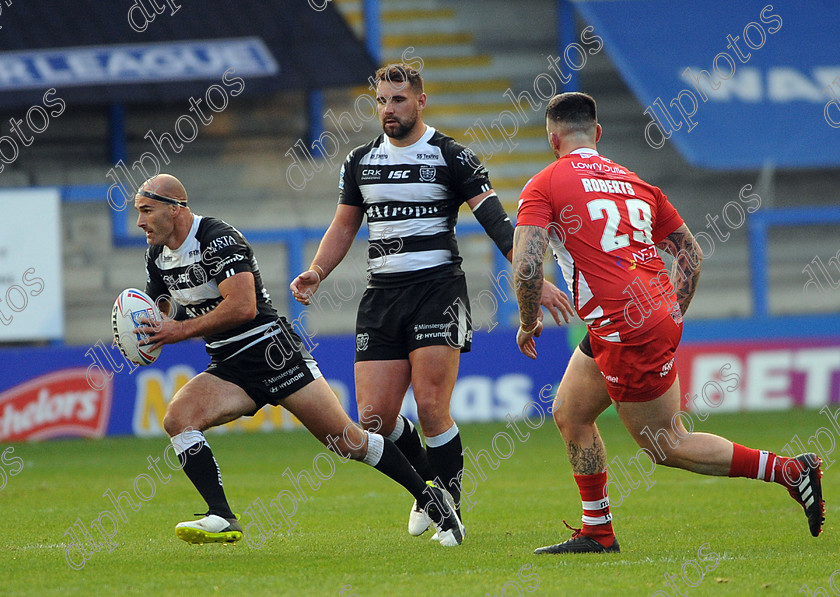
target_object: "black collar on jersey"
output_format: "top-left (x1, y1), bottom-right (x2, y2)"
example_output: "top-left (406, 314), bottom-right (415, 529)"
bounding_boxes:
top-left (137, 189), bottom-right (188, 208)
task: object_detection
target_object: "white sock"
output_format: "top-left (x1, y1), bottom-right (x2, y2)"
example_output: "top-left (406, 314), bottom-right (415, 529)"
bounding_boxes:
top-left (363, 432), bottom-right (385, 466)
top-left (387, 415), bottom-right (406, 442)
top-left (425, 423), bottom-right (459, 448)
top-left (171, 429), bottom-right (205, 455)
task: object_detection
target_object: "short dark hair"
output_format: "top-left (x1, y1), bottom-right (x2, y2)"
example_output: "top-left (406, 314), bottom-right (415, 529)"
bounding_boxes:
top-left (374, 63), bottom-right (424, 95)
top-left (545, 92), bottom-right (597, 136)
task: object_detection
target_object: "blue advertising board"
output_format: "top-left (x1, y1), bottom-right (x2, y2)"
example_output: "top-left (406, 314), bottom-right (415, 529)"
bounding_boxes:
top-left (2, 319), bottom-right (838, 443)
top-left (0, 328), bottom-right (574, 442)
top-left (577, 0), bottom-right (840, 169)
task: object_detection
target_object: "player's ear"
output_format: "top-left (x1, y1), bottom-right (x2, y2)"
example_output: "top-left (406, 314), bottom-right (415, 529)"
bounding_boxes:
top-left (595, 123), bottom-right (603, 143)
top-left (417, 92), bottom-right (427, 110)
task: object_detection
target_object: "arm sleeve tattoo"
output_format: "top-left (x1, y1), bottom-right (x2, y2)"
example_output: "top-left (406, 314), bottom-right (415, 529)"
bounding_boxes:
top-left (656, 223), bottom-right (703, 315)
top-left (513, 225), bottom-right (548, 325)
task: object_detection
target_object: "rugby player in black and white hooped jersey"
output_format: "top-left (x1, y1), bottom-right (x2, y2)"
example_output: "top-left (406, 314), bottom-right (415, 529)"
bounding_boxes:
top-left (290, 64), bottom-right (573, 541)
top-left (134, 173), bottom-right (465, 546)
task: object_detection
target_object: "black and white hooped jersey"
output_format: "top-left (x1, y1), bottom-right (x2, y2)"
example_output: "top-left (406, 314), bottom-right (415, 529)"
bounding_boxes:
top-left (339, 126), bottom-right (492, 288)
top-left (144, 215), bottom-right (279, 360)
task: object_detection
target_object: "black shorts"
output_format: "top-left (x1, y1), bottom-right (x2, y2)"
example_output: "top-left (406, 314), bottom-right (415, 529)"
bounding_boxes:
top-left (355, 276), bottom-right (472, 362)
top-left (579, 330), bottom-right (593, 358)
top-left (205, 320), bottom-right (322, 413)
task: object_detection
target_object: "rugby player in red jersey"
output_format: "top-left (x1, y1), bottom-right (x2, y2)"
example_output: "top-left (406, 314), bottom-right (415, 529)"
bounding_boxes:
top-left (513, 92), bottom-right (824, 553)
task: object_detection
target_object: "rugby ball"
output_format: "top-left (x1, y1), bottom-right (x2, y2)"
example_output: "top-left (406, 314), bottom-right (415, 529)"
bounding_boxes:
top-left (112, 288), bottom-right (163, 366)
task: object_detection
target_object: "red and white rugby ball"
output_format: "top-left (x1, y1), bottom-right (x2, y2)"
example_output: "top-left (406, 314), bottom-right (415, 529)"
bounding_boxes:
top-left (112, 288), bottom-right (163, 366)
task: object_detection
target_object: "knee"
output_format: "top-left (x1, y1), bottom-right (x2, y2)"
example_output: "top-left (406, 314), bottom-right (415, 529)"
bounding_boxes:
top-left (163, 405), bottom-right (205, 437)
top-left (416, 408), bottom-right (452, 438)
top-left (552, 400), bottom-right (575, 438)
top-left (415, 392), bottom-right (448, 418)
top-left (360, 412), bottom-right (390, 435)
top-left (651, 443), bottom-right (686, 467)
top-left (162, 411), bottom-right (183, 437)
top-left (356, 399), bottom-right (400, 436)
top-left (415, 393), bottom-right (451, 427)
top-left (635, 426), bottom-right (685, 465)
top-left (552, 403), bottom-right (566, 432)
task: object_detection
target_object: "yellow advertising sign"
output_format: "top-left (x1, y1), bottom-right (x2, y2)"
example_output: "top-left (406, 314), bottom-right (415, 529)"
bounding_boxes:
top-left (130, 366), bottom-right (353, 437)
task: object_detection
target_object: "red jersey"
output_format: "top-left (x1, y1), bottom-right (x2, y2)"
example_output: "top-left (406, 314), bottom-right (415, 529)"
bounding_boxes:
top-left (517, 148), bottom-right (684, 342)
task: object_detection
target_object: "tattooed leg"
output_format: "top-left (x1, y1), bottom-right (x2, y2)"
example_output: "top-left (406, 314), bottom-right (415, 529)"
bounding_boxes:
top-left (566, 432), bottom-right (607, 475)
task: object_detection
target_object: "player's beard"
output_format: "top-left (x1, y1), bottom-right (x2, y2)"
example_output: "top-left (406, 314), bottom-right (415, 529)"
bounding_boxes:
top-left (381, 111), bottom-right (417, 141)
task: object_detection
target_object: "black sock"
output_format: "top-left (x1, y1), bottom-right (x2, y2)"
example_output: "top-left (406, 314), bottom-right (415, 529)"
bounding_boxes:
top-left (426, 426), bottom-right (463, 515)
top-left (179, 440), bottom-right (234, 519)
top-left (390, 415), bottom-right (435, 480)
top-left (364, 433), bottom-right (428, 500)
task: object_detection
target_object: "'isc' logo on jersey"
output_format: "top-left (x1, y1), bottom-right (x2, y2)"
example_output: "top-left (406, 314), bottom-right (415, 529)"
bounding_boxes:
top-left (387, 170), bottom-right (410, 180)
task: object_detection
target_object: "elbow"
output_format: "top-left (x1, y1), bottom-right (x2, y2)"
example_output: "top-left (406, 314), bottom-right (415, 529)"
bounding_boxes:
top-left (514, 256), bottom-right (540, 284)
top-left (693, 245), bottom-right (704, 272)
top-left (237, 301), bottom-right (258, 324)
top-left (694, 242), bottom-right (704, 263)
top-left (246, 304), bottom-right (258, 322)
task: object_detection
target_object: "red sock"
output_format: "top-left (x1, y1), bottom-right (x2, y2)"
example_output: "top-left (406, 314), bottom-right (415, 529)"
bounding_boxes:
top-left (574, 472), bottom-right (614, 547)
top-left (728, 443), bottom-right (804, 488)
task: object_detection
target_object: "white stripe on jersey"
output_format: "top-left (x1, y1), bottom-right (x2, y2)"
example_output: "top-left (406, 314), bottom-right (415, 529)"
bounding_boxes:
top-left (548, 230), bottom-right (577, 305)
top-left (368, 217), bottom-right (449, 240)
top-left (352, 126), bottom-right (469, 277)
top-left (361, 182), bottom-right (449, 204)
top-left (206, 321), bottom-right (278, 350)
top-left (153, 215), bottom-right (222, 307)
top-left (153, 215), bottom-right (203, 271)
top-left (169, 280), bottom-right (220, 306)
top-left (548, 230), bottom-right (600, 323)
top-left (549, 224), bottom-right (619, 340)
top-left (370, 249), bottom-right (452, 274)
top-left (359, 129), bottom-right (447, 167)
top-left (587, 304), bottom-right (604, 321)
top-left (577, 272), bottom-right (596, 320)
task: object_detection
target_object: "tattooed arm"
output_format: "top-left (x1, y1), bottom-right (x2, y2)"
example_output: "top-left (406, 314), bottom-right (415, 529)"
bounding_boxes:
top-left (513, 225), bottom-right (549, 359)
top-left (656, 223), bottom-right (703, 315)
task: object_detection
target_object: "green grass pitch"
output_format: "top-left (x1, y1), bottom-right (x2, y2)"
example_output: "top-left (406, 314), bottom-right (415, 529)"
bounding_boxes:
top-left (3, 408), bottom-right (837, 596)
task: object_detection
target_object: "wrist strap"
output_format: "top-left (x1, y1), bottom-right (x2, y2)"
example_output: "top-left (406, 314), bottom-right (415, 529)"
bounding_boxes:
top-left (311, 264), bottom-right (325, 280)
top-left (519, 319), bottom-right (541, 334)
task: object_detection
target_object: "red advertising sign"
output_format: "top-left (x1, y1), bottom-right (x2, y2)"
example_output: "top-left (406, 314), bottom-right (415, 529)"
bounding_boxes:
top-left (0, 368), bottom-right (113, 442)
top-left (677, 338), bottom-right (840, 413)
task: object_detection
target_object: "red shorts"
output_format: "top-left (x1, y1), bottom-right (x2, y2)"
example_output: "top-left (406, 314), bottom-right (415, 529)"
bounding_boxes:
top-left (589, 315), bottom-right (682, 402)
